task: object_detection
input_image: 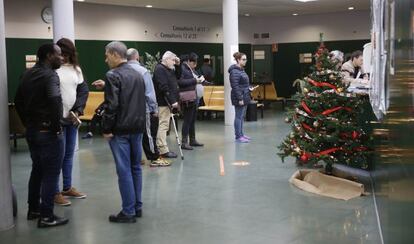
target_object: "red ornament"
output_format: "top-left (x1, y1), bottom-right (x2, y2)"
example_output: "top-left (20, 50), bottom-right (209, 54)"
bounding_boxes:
top-left (352, 131), bottom-right (359, 139)
top-left (300, 153), bottom-right (309, 163)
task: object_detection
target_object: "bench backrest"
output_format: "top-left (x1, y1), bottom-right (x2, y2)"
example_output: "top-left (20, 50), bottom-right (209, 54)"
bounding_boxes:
top-left (9, 104), bottom-right (25, 134)
top-left (203, 86), bottom-right (224, 106)
top-left (251, 82), bottom-right (282, 100)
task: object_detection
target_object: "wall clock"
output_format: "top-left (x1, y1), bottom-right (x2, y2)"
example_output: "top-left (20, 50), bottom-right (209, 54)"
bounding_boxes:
top-left (41, 7), bottom-right (53, 24)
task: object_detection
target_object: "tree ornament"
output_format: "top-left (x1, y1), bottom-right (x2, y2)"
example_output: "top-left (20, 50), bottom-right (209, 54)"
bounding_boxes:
top-left (313, 121), bottom-right (320, 128)
top-left (294, 147), bottom-right (301, 153)
top-left (352, 131), bottom-right (359, 139)
top-left (285, 117), bottom-right (292, 123)
top-left (300, 153), bottom-right (309, 163)
top-left (337, 87), bottom-right (343, 93)
top-left (303, 87), bottom-right (309, 93)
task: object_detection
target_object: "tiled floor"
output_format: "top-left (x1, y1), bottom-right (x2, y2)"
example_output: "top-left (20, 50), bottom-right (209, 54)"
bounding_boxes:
top-left (1, 109), bottom-right (381, 244)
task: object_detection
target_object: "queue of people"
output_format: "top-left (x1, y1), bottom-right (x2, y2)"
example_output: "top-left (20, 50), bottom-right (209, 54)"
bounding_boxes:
top-left (13, 40), bottom-right (224, 228)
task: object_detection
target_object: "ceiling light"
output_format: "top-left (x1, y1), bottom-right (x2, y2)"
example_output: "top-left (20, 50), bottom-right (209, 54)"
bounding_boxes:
top-left (348, 6), bottom-right (355, 10)
top-left (77, 0), bottom-right (85, 2)
top-left (294, 0), bottom-right (318, 2)
top-left (244, 13), bottom-right (250, 17)
top-left (292, 13), bottom-right (298, 16)
top-left (145, 5), bottom-right (153, 8)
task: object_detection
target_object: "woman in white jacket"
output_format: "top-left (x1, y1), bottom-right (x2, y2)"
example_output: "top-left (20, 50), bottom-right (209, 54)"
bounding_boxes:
top-left (54, 38), bottom-right (89, 206)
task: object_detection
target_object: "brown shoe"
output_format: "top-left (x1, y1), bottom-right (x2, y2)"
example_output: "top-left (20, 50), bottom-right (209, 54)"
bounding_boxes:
top-left (54, 193), bottom-right (71, 206)
top-left (62, 187), bottom-right (87, 199)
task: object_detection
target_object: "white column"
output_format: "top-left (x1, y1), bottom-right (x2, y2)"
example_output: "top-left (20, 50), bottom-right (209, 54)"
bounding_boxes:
top-left (223, 0), bottom-right (238, 126)
top-left (52, 0), bottom-right (75, 43)
top-left (52, 0), bottom-right (79, 151)
top-left (0, 0), bottom-right (14, 231)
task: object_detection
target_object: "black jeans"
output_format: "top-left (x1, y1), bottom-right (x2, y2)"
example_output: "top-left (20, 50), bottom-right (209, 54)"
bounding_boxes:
top-left (181, 102), bottom-right (197, 142)
top-left (88, 114), bottom-right (102, 133)
top-left (142, 114), bottom-right (160, 161)
top-left (26, 128), bottom-right (64, 217)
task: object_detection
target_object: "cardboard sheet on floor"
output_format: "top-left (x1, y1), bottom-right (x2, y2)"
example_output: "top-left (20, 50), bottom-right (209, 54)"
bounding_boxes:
top-left (289, 169), bottom-right (364, 200)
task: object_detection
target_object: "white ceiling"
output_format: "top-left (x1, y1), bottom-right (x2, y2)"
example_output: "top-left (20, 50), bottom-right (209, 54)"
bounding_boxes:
top-left (79, 0), bottom-right (371, 17)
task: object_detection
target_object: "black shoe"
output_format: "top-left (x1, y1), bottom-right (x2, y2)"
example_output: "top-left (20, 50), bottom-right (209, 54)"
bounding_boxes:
top-left (135, 209), bottom-right (142, 218)
top-left (27, 211), bottom-right (41, 220)
top-left (37, 215), bottom-right (69, 228)
top-left (161, 152), bottom-right (178, 158)
top-left (81, 132), bottom-right (93, 139)
top-left (190, 140), bottom-right (204, 147)
top-left (109, 211), bottom-right (136, 223)
top-left (181, 144), bottom-right (193, 150)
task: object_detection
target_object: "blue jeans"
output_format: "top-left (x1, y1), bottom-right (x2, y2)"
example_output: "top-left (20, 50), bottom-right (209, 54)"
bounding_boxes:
top-left (108, 133), bottom-right (143, 216)
top-left (56, 125), bottom-right (78, 192)
top-left (26, 128), bottom-right (64, 217)
top-left (234, 105), bottom-right (247, 139)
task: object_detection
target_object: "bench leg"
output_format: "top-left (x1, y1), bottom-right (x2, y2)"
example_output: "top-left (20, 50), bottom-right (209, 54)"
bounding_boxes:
top-left (261, 107), bottom-right (264, 118)
top-left (13, 134), bottom-right (17, 148)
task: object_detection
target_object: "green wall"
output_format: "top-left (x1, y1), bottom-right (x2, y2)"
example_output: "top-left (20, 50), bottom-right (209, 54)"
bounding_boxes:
top-left (5, 38), bottom-right (368, 102)
top-left (6, 38), bottom-right (252, 101)
top-left (273, 39), bottom-right (370, 97)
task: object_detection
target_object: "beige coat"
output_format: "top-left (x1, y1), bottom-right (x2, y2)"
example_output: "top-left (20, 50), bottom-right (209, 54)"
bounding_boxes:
top-left (341, 60), bottom-right (364, 85)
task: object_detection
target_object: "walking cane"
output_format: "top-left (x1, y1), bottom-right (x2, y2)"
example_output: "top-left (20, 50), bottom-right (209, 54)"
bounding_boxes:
top-left (164, 98), bottom-right (184, 160)
top-left (170, 111), bottom-right (184, 160)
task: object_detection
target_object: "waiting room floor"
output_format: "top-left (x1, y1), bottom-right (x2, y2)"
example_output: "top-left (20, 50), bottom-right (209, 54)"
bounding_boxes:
top-left (1, 108), bottom-right (381, 244)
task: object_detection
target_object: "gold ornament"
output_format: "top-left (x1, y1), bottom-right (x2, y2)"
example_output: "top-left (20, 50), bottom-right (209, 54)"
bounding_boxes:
top-left (337, 88), bottom-right (343, 93)
top-left (303, 87), bottom-right (309, 93)
top-left (294, 147), bottom-right (301, 153)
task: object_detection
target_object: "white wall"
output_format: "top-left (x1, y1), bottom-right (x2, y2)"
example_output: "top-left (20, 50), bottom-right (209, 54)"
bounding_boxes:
top-left (245, 11), bottom-right (371, 44)
top-left (4, 0), bottom-right (370, 43)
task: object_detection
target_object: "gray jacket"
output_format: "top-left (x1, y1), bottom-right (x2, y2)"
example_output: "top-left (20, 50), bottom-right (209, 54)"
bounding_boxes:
top-left (128, 60), bottom-right (158, 114)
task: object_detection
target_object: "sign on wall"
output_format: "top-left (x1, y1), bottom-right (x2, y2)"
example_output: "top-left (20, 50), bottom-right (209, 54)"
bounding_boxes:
top-left (25, 55), bottom-right (36, 69)
top-left (254, 50), bottom-right (265, 60)
top-left (155, 25), bottom-right (211, 40)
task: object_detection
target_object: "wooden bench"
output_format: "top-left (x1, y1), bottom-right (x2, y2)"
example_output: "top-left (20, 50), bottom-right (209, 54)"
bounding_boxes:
top-left (251, 82), bottom-right (286, 109)
top-left (79, 91), bottom-right (104, 121)
top-left (199, 86), bottom-right (264, 118)
top-left (199, 86), bottom-right (225, 112)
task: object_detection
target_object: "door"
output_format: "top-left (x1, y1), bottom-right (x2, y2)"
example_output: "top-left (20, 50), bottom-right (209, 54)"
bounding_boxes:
top-left (252, 45), bottom-right (273, 84)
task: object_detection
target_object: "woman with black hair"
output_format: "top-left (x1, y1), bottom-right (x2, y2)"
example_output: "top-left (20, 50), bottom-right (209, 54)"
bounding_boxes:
top-left (178, 53), bottom-right (205, 150)
top-left (54, 38), bottom-right (89, 206)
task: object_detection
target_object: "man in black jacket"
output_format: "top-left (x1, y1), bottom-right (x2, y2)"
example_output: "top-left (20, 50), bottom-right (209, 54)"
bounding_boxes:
top-left (102, 41), bottom-right (146, 223)
top-left (15, 43), bottom-right (68, 228)
top-left (153, 51), bottom-right (180, 158)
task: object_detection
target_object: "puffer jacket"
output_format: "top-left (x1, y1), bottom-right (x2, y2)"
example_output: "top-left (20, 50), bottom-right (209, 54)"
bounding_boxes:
top-left (102, 62), bottom-right (146, 135)
top-left (228, 64), bottom-right (251, 106)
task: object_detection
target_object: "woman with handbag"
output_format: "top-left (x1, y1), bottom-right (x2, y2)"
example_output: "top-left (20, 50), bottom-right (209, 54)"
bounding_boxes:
top-left (178, 53), bottom-right (205, 150)
top-left (229, 52), bottom-right (251, 143)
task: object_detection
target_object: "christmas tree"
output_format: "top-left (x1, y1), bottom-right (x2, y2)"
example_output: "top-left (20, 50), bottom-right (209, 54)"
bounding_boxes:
top-left (278, 44), bottom-right (372, 171)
